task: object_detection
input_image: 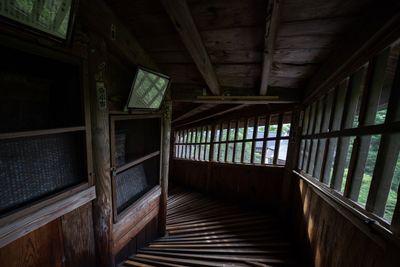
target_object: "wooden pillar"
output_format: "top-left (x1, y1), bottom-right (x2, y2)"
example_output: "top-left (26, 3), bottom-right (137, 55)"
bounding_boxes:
top-left (280, 109), bottom-right (302, 216)
top-left (159, 95), bottom-right (172, 236)
top-left (88, 34), bottom-right (114, 267)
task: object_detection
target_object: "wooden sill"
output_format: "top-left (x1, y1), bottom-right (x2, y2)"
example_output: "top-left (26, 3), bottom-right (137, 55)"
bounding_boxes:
top-left (0, 184), bottom-right (96, 248)
top-left (0, 126), bottom-right (86, 140)
top-left (294, 170), bottom-right (400, 248)
top-left (116, 151), bottom-right (160, 173)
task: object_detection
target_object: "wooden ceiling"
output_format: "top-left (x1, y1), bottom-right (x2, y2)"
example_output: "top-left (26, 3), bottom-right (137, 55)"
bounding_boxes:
top-left (106, 0), bottom-right (375, 124)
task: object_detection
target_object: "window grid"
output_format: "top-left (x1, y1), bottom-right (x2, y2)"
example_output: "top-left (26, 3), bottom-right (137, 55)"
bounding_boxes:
top-left (297, 40), bottom-right (400, 228)
top-left (174, 112), bottom-right (292, 166)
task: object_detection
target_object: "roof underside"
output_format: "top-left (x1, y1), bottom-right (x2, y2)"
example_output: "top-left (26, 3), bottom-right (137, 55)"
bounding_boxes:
top-left (106, 0), bottom-right (374, 124)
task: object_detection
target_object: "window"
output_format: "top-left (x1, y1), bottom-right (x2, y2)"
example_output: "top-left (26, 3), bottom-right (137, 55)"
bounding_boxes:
top-left (298, 39), bottom-right (400, 228)
top-left (174, 112), bottom-right (292, 166)
top-left (174, 125), bottom-right (212, 161)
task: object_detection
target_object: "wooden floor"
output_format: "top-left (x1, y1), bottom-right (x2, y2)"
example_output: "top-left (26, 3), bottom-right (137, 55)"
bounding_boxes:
top-left (121, 189), bottom-right (305, 267)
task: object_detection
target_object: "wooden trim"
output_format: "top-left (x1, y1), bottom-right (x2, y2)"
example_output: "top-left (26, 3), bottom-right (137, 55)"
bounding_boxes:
top-left (161, 0), bottom-right (220, 95)
top-left (0, 185), bottom-right (95, 248)
top-left (113, 186), bottom-right (161, 237)
top-left (232, 120), bottom-right (239, 162)
top-left (260, 0), bottom-right (281, 95)
top-left (116, 151), bottom-right (161, 174)
top-left (303, 121), bottom-right (400, 139)
top-left (261, 114), bottom-right (270, 164)
top-left (294, 171), bottom-right (400, 247)
top-left (0, 126), bottom-right (86, 140)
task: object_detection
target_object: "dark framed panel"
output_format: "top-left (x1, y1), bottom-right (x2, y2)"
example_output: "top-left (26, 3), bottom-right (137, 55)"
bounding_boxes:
top-left (0, 34), bottom-right (94, 247)
top-left (110, 114), bottom-right (163, 223)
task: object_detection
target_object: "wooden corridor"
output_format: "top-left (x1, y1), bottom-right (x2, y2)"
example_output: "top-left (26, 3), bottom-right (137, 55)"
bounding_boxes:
top-left (120, 189), bottom-right (305, 267)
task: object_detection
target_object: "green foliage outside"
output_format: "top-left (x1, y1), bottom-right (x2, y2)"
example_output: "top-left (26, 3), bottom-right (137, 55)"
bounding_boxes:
top-left (342, 110), bottom-right (400, 222)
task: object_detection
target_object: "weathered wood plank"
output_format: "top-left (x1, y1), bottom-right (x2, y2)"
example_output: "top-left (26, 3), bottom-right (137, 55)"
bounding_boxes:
top-left (161, 0), bottom-right (221, 95)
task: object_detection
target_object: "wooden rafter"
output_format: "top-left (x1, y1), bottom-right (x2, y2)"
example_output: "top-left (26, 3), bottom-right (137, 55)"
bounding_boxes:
top-left (161, 0), bottom-right (220, 95)
top-left (260, 0), bottom-right (281, 95)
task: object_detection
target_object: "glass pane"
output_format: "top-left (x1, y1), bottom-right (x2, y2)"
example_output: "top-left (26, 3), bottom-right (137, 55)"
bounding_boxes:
top-left (207, 126), bottom-right (212, 142)
top-left (384, 149), bottom-right (400, 222)
top-left (322, 91), bottom-right (334, 132)
top-left (235, 143), bottom-right (243, 162)
top-left (214, 124), bottom-right (221, 141)
top-left (339, 136), bottom-right (356, 193)
top-left (253, 141), bottom-right (263, 164)
top-left (229, 121), bottom-right (236, 141)
top-left (278, 139), bottom-right (289, 165)
top-left (128, 69), bottom-right (169, 109)
top-left (196, 128), bottom-right (202, 143)
top-left (375, 44), bottom-right (400, 125)
top-left (357, 135), bottom-right (382, 206)
top-left (331, 79), bottom-right (349, 131)
top-left (302, 107), bottom-right (309, 135)
top-left (265, 140), bottom-right (276, 164)
top-left (200, 145), bottom-right (205, 160)
top-left (237, 120), bottom-right (245, 140)
top-left (282, 112), bottom-right (292, 137)
top-left (0, 0), bottom-right (73, 39)
top-left (190, 145), bottom-right (195, 159)
top-left (246, 118), bottom-right (255, 139)
top-left (205, 144), bottom-right (210, 161)
top-left (202, 127), bottom-right (207, 142)
top-left (213, 144), bottom-right (219, 161)
top-left (227, 143), bottom-right (234, 162)
top-left (314, 98), bottom-right (324, 134)
top-left (268, 114), bottom-right (279, 138)
top-left (221, 123), bottom-right (228, 141)
top-left (257, 116), bottom-right (266, 139)
top-left (308, 102), bottom-right (317, 134)
top-left (348, 65), bottom-right (368, 129)
top-left (298, 140), bottom-right (305, 169)
top-left (243, 142), bottom-right (252, 163)
top-left (219, 144), bottom-right (226, 162)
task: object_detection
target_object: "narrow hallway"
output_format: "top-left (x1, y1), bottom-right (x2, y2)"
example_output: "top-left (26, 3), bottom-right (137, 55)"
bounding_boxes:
top-left (120, 189), bottom-right (304, 266)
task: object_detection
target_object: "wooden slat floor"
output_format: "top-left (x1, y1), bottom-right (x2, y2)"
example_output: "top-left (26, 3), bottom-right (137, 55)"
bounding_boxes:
top-left (121, 189), bottom-right (305, 267)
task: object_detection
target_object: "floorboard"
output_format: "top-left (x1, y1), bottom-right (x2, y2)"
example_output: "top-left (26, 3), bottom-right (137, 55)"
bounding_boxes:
top-left (120, 189), bottom-right (307, 266)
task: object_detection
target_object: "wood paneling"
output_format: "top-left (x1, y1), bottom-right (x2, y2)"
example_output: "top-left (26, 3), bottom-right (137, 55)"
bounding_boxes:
top-left (61, 203), bottom-right (96, 267)
top-left (0, 220), bottom-right (64, 267)
top-left (170, 160), bottom-right (285, 209)
top-left (289, 174), bottom-right (400, 267)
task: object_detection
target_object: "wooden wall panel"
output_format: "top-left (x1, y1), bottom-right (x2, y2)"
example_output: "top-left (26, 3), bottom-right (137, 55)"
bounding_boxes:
top-left (61, 203), bottom-right (96, 267)
top-left (171, 159), bottom-right (284, 208)
top-left (0, 219), bottom-right (64, 267)
top-left (289, 174), bottom-right (400, 267)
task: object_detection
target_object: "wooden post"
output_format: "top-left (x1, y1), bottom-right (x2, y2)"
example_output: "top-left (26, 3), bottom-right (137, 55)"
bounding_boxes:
top-left (88, 34), bottom-right (114, 267)
top-left (159, 96), bottom-right (172, 236)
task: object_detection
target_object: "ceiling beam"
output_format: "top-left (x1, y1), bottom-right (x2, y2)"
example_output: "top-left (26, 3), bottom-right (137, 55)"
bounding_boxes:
top-left (260, 0), bottom-right (281, 95)
top-left (172, 103), bottom-right (218, 123)
top-left (161, 0), bottom-right (221, 95)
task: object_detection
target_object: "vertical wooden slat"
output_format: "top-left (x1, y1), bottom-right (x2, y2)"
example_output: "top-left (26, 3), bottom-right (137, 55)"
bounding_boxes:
top-left (262, 114), bottom-right (270, 164)
top-left (232, 120), bottom-right (239, 162)
top-left (225, 122), bottom-right (231, 162)
top-left (331, 68), bottom-right (365, 190)
top-left (313, 97), bottom-right (327, 179)
top-left (306, 102), bottom-right (318, 173)
top-left (346, 51), bottom-right (389, 200)
top-left (273, 114), bottom-right (283, 164)
top-left (209, 124), bottom-right (216, 161)
top-left (251, 117), bottom-right (259, 163)
top-left (217, 122), bottom-right (223, 161)
top-left (367, 48), bottom-right (400, 219)
top-left (159, 98), bottom-right (172, 236)
top-left (241, 119), bottom-right (249, 163)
